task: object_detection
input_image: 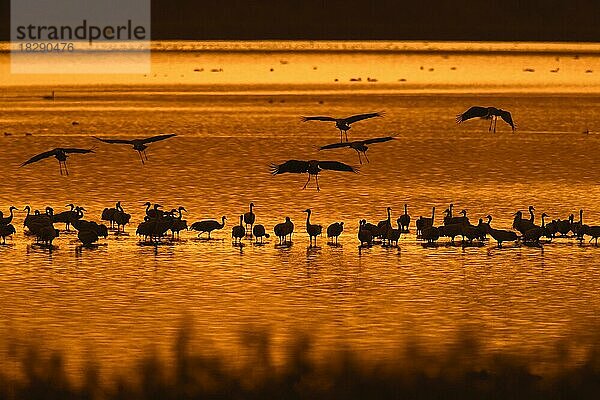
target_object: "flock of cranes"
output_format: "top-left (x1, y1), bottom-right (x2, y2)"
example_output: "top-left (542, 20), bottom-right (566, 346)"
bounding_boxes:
top-left (271, 107), bottom-right (515, 190)
top-left (1, 199), bottom-right (600, 251)
top-left (17, 106), bottom-right (515, 190)
top-left (12, 103), bottom-right (579, 250)
top-left (20, 134), bottom-right (177, 175)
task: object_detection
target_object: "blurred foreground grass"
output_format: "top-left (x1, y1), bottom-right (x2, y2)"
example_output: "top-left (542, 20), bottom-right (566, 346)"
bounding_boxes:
top-left (1, 325), bottom-right (600, 399)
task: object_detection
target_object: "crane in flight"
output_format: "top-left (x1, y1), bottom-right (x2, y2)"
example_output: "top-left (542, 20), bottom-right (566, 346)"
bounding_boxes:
top-left (456, 106), bottom-right (515, 133)
top-left (93, 133), bottom-right (176, 164)
top-left (301, 112), bottom-right (383, 142)
top-left (269, 159), bottom-right (357, 191)
top-left (319, 135), bottom-right (395, 164)
top-left (20, 148), bottom-right (94, 176)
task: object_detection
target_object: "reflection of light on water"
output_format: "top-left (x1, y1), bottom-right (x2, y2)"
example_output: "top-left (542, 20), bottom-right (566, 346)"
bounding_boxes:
top-left (0, 40), bottom-right (599, 91)
top-left (0, 53), bottom-right (600, 381)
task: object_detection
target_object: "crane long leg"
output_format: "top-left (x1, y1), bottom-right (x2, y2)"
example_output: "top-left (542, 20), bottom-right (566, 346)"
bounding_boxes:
top-left (357, 150), bottom-right (362, 164)
top-left (58, 161), bottom-right (63, 176)
top-left (344, 130), bottom-right (349, 142)
top-left (143, 150), bottom-right (149, 160)
top-left (315, 174), bottom-right (320, 191)
top-left (138, 151), bottom-right (145, 165)
top-left (488, 118), bottom-right (493, 132)
top-left (302, 174), bottom-right (311, 190)
top-left (364, 151), bottom-right (369, 163)
top-left (493, 116), bottom-right (497, 133)
top-left (64, 161), bottom-right (69, 176)
top-left (339, 129), bottom-right (343, 142)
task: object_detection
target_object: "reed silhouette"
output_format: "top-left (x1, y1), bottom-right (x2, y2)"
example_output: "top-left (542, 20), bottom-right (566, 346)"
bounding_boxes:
top-left (4, 325), bottom-right (600, 400)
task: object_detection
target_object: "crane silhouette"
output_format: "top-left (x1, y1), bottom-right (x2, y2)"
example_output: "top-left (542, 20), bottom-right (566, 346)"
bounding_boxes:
top-left (21, 148), bottom-right (94, 176)
top-left (301, 112), bottom-right (383, 142)
top-left (93, 133), bottom-right (176, 164)
top-left (319, 136), bottom-right (395, 164)
top-left (269, 160), bottom-right (358, 191)
top-left (456, 106), bottom-right (515, 132)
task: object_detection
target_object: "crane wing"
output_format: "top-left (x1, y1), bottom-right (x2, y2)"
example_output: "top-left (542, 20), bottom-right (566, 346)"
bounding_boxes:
top-left (62, 148), bottom-right (94, 154)
top-left (343, 112), bottom-right (383, 124)
top-left (498, 109), bottom-right (516, 131)
top-left (93, 136), bottom-right (134, 144)
top-left (317, 161), bottom-right (358, 173)
top-left (269, 160), bottom-right (309, 175)
top-left (301, 116), bottom-right (336, 122)
top-left (319, 142), bottom-right (351, 150)
top-left (363, 136), bottom-right (395, 145)
top-left (20, 149), bottom-right (58, 166)
top-left (456, 106), bottom-right (488, 123)
top-left (140, 133), bottom-right (177, 144)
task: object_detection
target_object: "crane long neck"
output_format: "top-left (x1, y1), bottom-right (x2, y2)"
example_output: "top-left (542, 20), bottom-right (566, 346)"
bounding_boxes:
top-left (220, 217), bottom-right (226, 228)
top-left (306, 211), bottom-right (311, 226)
top-left (431, 207), bottom-right (435, 222)
top-left (404, 204), bottom-right (407, 215)
top-left (387, 208), bottom-right (391, 222)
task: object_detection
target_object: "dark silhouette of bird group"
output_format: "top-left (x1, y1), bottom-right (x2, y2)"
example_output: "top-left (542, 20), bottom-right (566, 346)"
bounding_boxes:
top-left (272, 111), bottom-right (395, 190)
top-left (2, 198), bottom-right (599, 252)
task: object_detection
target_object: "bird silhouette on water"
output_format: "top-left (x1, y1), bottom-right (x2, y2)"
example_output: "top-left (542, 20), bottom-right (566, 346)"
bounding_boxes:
top-left (327, 221), bottom-right (344, 245)
top-left (93, 133), bottom-right (176, 164)
top-left (304, 209), bottom-right (322, 247)
top-left (456, 106), bottom-right (515, 132)
top-left (269, 160), bottom-right (358, 191)
top-left (190, 216), bottom-right (227, 239)
top-left (301, 112), bottom-right (383, 142)
top-left (232, 215), bottom-right (245, 244)
top-left (274, 217), bottom-right (294, 245)
top-left (21, 148), bottom-right (94, 176)
top-left (319, 136), bottom-right (395, 164)
top-left (0, 206), bottom-right (18, 226)
top-left (243, 203), bottom-right (256, 236)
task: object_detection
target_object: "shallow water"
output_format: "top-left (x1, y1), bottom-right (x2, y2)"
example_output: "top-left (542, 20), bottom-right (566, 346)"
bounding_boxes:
top-left (1, 41), bottom-right (600, 381)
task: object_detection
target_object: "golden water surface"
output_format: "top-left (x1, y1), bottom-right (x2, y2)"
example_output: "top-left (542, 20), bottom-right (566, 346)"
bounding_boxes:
top-left (0, 41), bottom-right (600, 382)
